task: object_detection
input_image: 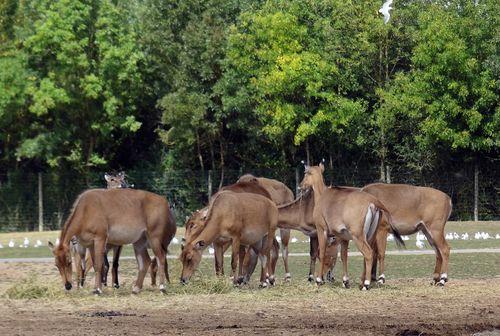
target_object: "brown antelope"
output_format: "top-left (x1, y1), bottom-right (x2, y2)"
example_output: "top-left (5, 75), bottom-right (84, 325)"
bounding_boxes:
top-left (184, 180), bottom-right (280, 280)
top-left (180, 191), bottom-right (278, 286)
top-left (300, 163), bottom-right (404, 290)
top-left (361, 183), bottom-right (452, 285)
top-left (276, 188), bottom-right (348, 285)
top-left (70, 172), bottom-right (159, 289)
top-left (49, 188), bottom-right (176, 294)
top-left (237, 174), bottom-right (294, 280)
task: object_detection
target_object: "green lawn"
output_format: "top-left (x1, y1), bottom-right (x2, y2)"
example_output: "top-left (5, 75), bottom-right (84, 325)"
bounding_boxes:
top-left (0, 221), bottom-right (499, 259)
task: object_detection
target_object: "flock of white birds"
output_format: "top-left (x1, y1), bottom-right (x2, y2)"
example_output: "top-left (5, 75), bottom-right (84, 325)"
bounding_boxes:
top-left (0, 232), bottom-right (499, 250)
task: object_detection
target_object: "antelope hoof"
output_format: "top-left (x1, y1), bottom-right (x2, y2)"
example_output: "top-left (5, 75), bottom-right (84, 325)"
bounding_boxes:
top-left (113, 283), bottom-right (120, 289)
top-left (377, 275), bottom-right (386, 284)
top-left (361, 284), bottom-right (370, 291)
top-left (132, 286), bottom-right (141, 294)
top-left (268, 275), bottom-right (276, 286)
top-left (326, 271), bottom-right (334, 283)
top-left (315, 277), bottom-right (324, 285)
top-left (259, 281), bottom-right (269, 288)
top-left (284, 273), bottom-right (291, 282)
top-left (308, 274), bottom-right (315, 282)
top-left (437, 279), bottom-right (446, 287)
top-left (342, 280), bottom-right (350, 289)
top-left (93, 288), bottom-right (103, 295)
top-left (159, 284), bottom-right (166, 293)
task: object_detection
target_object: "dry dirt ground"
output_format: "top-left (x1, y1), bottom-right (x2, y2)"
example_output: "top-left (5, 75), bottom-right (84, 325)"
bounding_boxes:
top-left (1, 262), bottom-right (500, 336)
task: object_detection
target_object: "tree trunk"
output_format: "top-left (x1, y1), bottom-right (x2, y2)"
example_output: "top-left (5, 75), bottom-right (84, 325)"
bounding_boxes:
top-left (474, 163), bottom-right (479, 222)
top-left (38, 172), bottom-right (44, 232)
top-left (217, 140), bottom-right (225, 190)
top-left (295, 168), bottom-right (300, 196)
top-left (380, 160), bottom-right (386, 182)
top-left (196, 132), bottom-right (205, 172)
top-left (207, 170), bottom-right (213, 201)
top-left (305, 140), bottom-right (311, 165)
top-left (386, 165), bottom-right (391, 184)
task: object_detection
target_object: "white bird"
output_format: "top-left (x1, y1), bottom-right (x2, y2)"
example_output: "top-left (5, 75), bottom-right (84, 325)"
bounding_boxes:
top-left (474, 232), bottom-right (481, 240)
top-left (453, 232), bottom-right (459, 240)
top-left (402, 235), bottom-right (410, 241)
top-left (416, 232), bottom-right (426, 241)
top-left (461, 233), bottom-right (469, 240)
top-left (416, 240), bottom-right (425, 249)
top-left (35, 239), bottom-right (43, 247)
top-left (291, 237), bottom-right (298, 243)
top-left (387, 234), bottom-right (394, 241)
top-left (208, 247), bottom-right (215, 255)
top-left (0, 243), bottom-right (3, 249)
top-left (8, 240), bottom-right (14, 248)
top-left (445, 233), bottom-right (453, 240)
top-left (379, 0), bottom-right (394, 24)
top-left (172, 237), bottom-right (179, 245)
top-left (496, 234), bottom-right (500, 239)
top-left (481, 232), bottom-right (490, 240)
top-left (23, 237), bottom-right (29, 247)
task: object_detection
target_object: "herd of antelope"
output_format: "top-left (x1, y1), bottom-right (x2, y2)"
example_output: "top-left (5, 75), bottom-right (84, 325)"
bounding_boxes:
top-left (49, 163), bottom-right (452, 294)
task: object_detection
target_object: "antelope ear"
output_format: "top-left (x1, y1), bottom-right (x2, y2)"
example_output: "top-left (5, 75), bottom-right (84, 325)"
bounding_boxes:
top-left (201, 209), bottom-right (208, 219)
top-left (319, 162), bottom-right (325, 172)
top-left (104, 173), bottom-right (112, 182)
top-left (194, 240), bottom-right (206, 250)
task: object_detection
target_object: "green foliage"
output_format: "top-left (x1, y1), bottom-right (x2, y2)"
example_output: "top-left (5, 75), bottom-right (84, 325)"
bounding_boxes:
top-left (377, 1), bottom-right (499, 162)
top-left (0, 0), bottom-right (498, 226)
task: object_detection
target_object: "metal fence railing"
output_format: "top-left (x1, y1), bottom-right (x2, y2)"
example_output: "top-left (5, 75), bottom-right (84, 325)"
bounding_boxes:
top-left (0, 163), bottom-right (498, 232)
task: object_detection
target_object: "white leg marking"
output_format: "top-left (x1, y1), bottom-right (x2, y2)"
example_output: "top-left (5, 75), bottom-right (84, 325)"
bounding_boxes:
top-left (377, 273), bottom-right (385, 284)
top-left (343, 275), bottom-right (349, 282)
top-left (316, 277), bottom-right (323, 283)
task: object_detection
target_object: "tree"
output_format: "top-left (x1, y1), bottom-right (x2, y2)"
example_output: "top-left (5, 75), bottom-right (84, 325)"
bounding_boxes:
top-left (17, 0), bottom-right (144, 172)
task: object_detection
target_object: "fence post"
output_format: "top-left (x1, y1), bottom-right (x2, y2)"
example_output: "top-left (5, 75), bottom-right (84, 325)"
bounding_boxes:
top-left (38, 172), bottom-right (44, 232)
top-left (207, 170), bottom-right (212, 200)
top-left (474, 163), bottom-right (479, 222)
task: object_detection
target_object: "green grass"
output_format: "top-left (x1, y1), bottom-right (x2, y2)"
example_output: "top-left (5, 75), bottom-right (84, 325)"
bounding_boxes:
top-left (0, 221), bottom-right (499, 259)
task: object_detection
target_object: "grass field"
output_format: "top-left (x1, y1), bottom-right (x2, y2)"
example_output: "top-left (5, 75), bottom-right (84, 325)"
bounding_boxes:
top-left (0, 221), bottom-right (499, 259)
top-left (1, 221), bottom-right (499, 335)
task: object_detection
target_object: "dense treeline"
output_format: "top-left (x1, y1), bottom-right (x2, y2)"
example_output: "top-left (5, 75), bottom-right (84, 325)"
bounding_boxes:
top-left (0, 0), bottom-right (498, 227)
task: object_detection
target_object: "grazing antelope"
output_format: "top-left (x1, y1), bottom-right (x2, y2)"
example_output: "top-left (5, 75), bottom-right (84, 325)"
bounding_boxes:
top-left (70, 172), bottom-right (159, 289)
top-left (300, 163), bottom-right (404, 290)
top-left (237, 174), bottom-right (294, 280)
top-left (361, 183), bottom-right (452, 285)
top-left (50, 188), bottom-right (176, 294)
top-left (184, 180), bottom-right (280, 280)
top-left (180, 191), bottom-right (278, 286)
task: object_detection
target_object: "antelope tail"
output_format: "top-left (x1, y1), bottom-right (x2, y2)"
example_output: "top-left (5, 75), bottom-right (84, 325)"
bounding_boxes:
top-left (374, 201), bottom-right (406, 249)
top-left (364, 204), bottom-right (379, 243)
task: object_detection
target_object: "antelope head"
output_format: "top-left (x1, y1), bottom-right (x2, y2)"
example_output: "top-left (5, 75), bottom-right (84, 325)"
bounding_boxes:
top-left (48, 241), bottom-right (73, 290)
top-left (179, 240), bottom-right (205, 284)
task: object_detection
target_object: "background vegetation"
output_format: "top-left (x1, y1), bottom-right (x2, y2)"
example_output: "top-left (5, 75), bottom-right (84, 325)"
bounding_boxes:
top-left (0, 0), bottom-right (498, 229)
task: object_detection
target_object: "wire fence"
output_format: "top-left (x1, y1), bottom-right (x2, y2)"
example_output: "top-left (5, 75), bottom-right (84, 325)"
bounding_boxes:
top-left (0, 163), bottom-right (498, 232)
